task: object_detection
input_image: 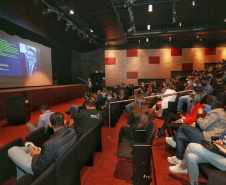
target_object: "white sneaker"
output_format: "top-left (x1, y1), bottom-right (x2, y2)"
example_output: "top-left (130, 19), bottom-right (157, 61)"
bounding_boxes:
top-left (167, 156), bottom-right (182, 165)
top-left (165, 137), bottom-right (176, 148)
top-left (169, 165), bottom-right (188, 174)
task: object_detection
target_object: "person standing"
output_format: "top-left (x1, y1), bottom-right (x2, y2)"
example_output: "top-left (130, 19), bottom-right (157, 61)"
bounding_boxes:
top-left (86, 78), bottom-right (92, 92)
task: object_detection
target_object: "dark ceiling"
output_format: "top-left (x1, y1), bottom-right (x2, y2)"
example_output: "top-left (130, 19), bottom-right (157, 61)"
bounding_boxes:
top-left (0, 0), bottom-right (226, 52)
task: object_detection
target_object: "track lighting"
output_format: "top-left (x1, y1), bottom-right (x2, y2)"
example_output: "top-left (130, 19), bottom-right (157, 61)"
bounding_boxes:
top-left (42, 7), bottom-right (54, 15)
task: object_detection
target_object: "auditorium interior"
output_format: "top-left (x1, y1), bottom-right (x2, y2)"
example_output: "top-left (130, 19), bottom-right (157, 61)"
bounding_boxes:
top-left (0, 0), bottom-right (226, 185)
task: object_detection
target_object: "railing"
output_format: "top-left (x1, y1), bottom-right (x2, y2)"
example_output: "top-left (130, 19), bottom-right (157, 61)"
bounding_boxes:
top-left (107, 89), bottom-right (193, 138)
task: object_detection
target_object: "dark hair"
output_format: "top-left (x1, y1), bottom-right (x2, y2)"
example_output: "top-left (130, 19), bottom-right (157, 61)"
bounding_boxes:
top-left (85, 99), bottom-right (96, 107)
top-left (200, 95), bottom-right (223, 109)
top-left (85, 91), bottom-right (92, 98)
top-left (192, 87), bottom-right (206, 108)
top-left (201, 76), bottom-right (209, 82)
top-left (39, 104), bottom-right (49, 111)
top-left (50, 112), bottom-right (64, 128)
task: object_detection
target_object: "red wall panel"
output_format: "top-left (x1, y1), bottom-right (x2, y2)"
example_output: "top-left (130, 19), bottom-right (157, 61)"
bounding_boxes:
top-left (171, 48), bottom-right (182, 56)
top-left (127, 49), bottom-right (138, 57)
top-left (205, 48), bottom-right (216, 55)
top-left (105, 57), bottom-right (116, 65)
top-left (127, 72), bottom-right (138, 79)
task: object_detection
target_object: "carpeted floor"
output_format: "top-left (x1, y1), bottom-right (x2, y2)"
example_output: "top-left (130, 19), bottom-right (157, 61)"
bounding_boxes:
top-left (0, 97), bottom-right (207, 185)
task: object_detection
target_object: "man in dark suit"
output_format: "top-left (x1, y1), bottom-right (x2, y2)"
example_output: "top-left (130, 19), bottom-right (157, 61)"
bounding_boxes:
top-left (85, 78), bottom-right (92, 92)
top-left (21, 47), bottom-right (39, 76)
top-left (8, 112), bottom-right (77, 179)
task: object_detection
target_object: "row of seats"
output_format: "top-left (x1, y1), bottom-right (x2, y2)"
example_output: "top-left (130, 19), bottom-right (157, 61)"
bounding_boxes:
top-left (0, 122), bottom-right (102, 185)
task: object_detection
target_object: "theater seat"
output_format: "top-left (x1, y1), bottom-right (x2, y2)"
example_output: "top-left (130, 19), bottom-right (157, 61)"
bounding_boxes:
top-left (24, 127), bottom-right (47, 148)
top-left (0, 138), bottom-right (23, 184)
top-left (117, 121), bottom-right (156, 159)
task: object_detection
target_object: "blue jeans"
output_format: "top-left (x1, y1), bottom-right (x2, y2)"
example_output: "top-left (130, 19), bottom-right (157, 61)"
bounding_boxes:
top-left (183, 143), bottom-right (226, 185)
top-left (186, 98), bottom-right (192, 115)
top-left (177, 95), bottom-right (189, 112)
top-left (125, 103), bottom-right (134, 114)
top-left (8, 146), bottom-right (34, 179)
top-left (68, 105), bottom-right (79, 118)
top-left (174, 123), bottom-right (204, 160)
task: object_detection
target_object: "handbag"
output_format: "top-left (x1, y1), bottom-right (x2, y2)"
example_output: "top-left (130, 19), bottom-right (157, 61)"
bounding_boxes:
top-left (201, 140), bottom-right (226, 157)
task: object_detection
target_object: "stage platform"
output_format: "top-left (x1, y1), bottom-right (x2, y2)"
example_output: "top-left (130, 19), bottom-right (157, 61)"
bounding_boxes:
top-left (0, 84), bottom-right (85, 121)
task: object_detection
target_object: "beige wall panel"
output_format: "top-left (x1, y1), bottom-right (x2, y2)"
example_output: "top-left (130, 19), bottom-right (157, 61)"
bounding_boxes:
top-left (217, 47), bottom-right (226, 60)
top-left (105, 50), bottom-right (126, 58)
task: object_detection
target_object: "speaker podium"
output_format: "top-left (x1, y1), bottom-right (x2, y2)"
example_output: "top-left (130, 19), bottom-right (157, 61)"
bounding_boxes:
top-left (5, 93), bottom-right (31, 125)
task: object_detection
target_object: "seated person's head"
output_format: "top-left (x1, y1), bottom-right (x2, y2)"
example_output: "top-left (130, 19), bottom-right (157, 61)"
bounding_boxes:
top-left (201, 76), bottom-right (209, 86)
top-left (50, 112), bottom-right (65, 129)
top-left (201, 95), bottom-right (223, 111)
top-left (85, 99), bottom-right (96, 109)
top-left (97, 90), bottom-right (101, 94)
top-left (39, 104), bottom-right (49, 114)
top-left (106, 93), bottom-right (112, 100)
top-left (134, 94), bottom-right (146, 108)
top-left (85, 91), bottom-right (92, 98)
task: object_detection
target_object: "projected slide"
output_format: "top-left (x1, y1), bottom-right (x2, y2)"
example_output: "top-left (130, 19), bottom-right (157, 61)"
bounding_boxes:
top-left (0, 37), bottom-right (40, 77)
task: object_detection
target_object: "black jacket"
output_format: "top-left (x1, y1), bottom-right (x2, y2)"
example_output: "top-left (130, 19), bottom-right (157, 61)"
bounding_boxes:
top-left (32, 127), bottom-right (77, 176)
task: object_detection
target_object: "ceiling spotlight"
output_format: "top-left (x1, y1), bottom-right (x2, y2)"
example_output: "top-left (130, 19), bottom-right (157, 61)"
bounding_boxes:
top-left (200, 38), bottom-right (202, 41)
top-left (124, 0), bottom-right (135, 8)
top-left (169, 37), bottom-right (171, 42)
top-left (139, 40), bottom-right (140, 43)
top-left (148, 4), bottom-right (153, 12)
top-left (197, 35), bottom-right (199, 38)
top-left (146, 38), bottom-right (149, 42)
top-left (69, 10), bottom-right (74, 14)
top-left (224, 18), bottom-right (226, 22)
top-left (147, 25), bottom-right (151, 30)
top-left (179, 22), bottom-right (182, 26)
top-left (192, 1), bottom-right (196, 6)
top-left (42, 7), bottom-right (54, 15)
top-left (90, 29), bottom-right (93, 33)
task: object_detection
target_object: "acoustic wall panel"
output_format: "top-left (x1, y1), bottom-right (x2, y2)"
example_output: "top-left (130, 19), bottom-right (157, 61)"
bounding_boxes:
top-left (127, 49), bottom-right (138, 57)
top-left (205, 48), bottom-right (216, 55)
top-left (105, 57), bottom-right (116, 65)
top-left (105, 46), bottom-right (226, 86)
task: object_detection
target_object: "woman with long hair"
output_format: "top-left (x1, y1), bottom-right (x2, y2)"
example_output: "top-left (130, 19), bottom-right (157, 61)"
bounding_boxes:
top-left (155, 87), bottom-right (206, 138)
top-left (119, 94), bottom-right (154, 141)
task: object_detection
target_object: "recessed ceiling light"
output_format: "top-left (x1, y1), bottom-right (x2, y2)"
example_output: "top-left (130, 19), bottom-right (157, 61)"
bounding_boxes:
top-left (147, 25), bottom-right (151, 30)
top-left (197, 35), bottom-right (199, 38)
top-left (148, 4), bottom-right (153, 12)
top-left (179, 22), bottom-right (182, 26)
top-left (192, 1), bottom-right (195, 6)
top-left (90, 29), bottom-right (93, 33)
top-left (169, 37), bottom-right (171, 41)
top-left (139, 40), bottom-right (140, 43)
top-left (146, 38), bottom-right (149, 42)
top-left (224, 18), bottom-right (226, 22)
top-left (70, 10), bottom-right (74, 14)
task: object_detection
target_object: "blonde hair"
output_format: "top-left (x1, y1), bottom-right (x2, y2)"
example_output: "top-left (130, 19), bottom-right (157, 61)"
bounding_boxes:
top-left (132, 94), bottom-right (154, 129)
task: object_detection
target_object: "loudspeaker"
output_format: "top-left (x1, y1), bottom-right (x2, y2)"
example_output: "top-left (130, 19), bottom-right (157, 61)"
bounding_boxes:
top-left (133, 145), bottom-right (152, 185)
top-left (5, 93), bottom-right (31, 125)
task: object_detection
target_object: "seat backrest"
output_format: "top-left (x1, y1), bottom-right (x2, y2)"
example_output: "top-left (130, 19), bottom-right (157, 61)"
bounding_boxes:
top-left (0, 138), bottom-right (23, 184)
top-left (13, 173), bottom-right (34, 185)
top-left (56, 141), bottom-right (80, 185)
top-left (78, 128), bottom-right (93, 169)
top-left (24, 127), bottom-right (47, 147)
top-left (168, 101), bottom-right (178, 114)
top-left (145, 122), bottom-right (157, 145)
top-left (91, 122), bottom-right (102, 153)
top-left (31, 164), bottom-right (56, 185)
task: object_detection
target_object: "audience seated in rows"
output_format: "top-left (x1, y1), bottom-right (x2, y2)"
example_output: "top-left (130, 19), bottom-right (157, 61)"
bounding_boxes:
top-left (166, 95), bottom-right (226, 165)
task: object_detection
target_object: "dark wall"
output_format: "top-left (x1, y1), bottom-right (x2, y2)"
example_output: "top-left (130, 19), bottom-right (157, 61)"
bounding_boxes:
top-left (71, 48), bottom-right (105, 84)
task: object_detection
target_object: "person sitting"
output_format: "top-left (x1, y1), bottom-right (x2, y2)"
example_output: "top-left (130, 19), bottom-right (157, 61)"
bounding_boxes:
top-left (166, 95), bottom-right (226, 165)
top-left (169, 131), bottom-right (226, 185)
top-left (119, 94), bottom-right (154, 142)
top-left (101, 93), bottom-right (115, 118)
top-left (65, 91), bottom-right (93, 118)
top-left (69, 99), bottom-right (103, 137)
top-left (8, 112), bottom-right (77, 179)
top-left (155, 87), bottom-right (206, 138)
top-left (96, 90), bottom-right (103, 102)
top-left (26, 104), bottom-right (54, 132)
top-left (201, 76), bottom-right (213, 95)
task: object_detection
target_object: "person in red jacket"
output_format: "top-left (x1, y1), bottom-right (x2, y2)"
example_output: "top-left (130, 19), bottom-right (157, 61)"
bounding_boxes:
top-left (155, 87), bottom-right (206, 138)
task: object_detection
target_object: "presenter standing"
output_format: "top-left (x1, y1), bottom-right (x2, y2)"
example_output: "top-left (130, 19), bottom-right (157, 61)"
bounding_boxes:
top-left (86, 78), bottom-right (93, 92)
